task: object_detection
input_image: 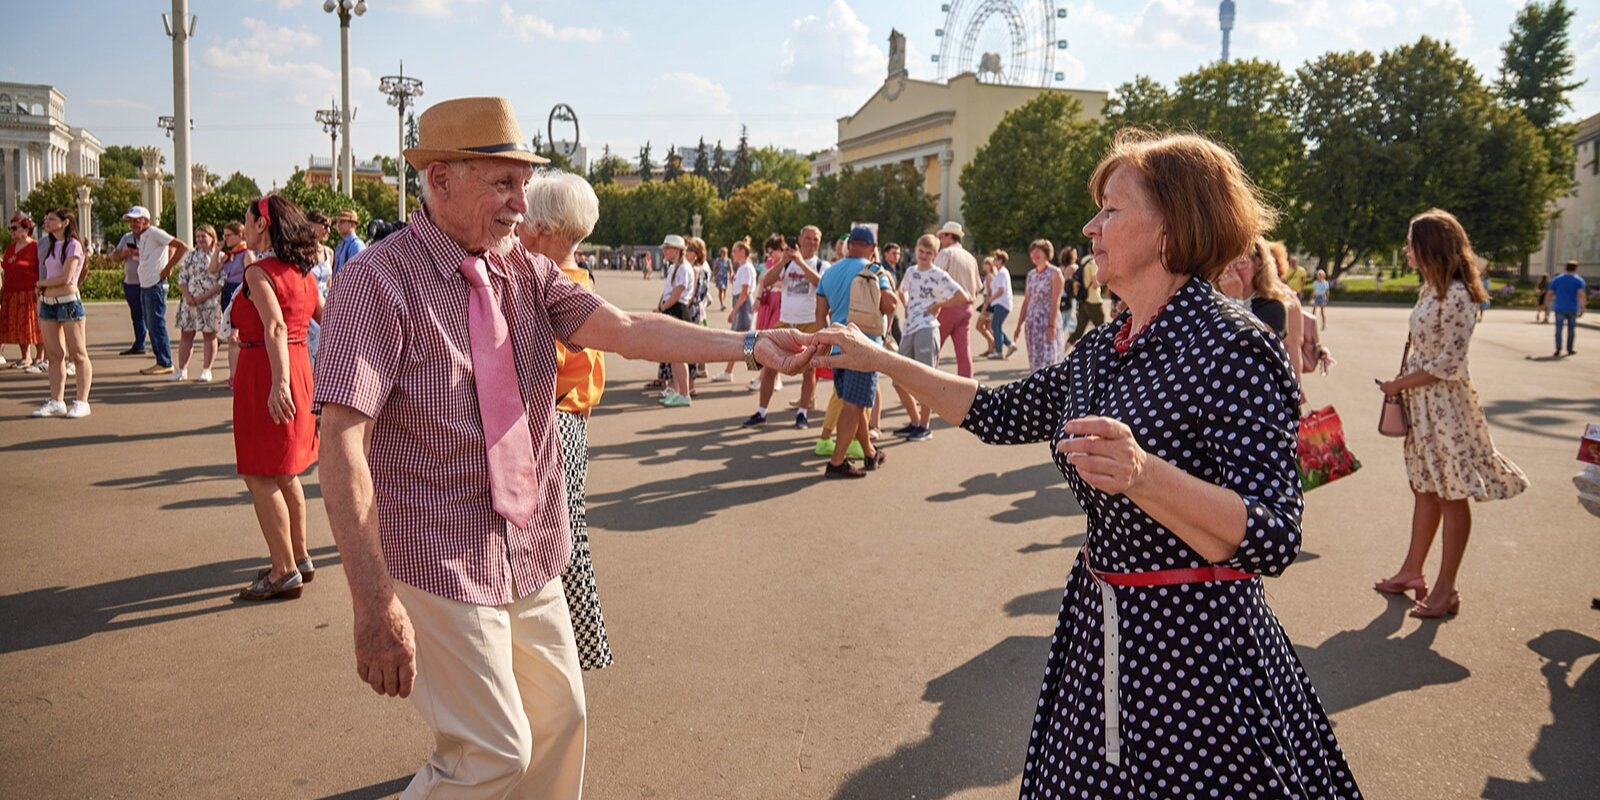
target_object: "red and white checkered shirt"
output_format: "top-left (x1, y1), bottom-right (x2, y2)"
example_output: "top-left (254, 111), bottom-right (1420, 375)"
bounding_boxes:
top-left (313, 209), bottom-right (604, 606)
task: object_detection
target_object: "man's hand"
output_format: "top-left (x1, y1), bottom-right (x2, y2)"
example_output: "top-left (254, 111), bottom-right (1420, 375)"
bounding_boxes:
top-left (756, 328), bottom-right (816, 375)
top-left (353, 593), bottom-right (416, 698)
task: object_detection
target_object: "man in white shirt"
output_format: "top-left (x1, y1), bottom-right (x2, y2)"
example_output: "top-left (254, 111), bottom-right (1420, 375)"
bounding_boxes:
top-left (932, 221), bottom-right (980, 378)
top-left (743, 225), bottom-right (826, 429)
top-left (123, 206), bottom-right (190, 375)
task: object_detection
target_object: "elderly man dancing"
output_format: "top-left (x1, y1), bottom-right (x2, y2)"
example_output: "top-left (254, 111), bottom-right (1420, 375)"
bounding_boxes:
top-left (314, 97), bottom-right (812, 799)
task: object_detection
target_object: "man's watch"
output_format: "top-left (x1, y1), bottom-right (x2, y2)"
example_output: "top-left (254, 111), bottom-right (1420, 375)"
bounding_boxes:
top-left (743, 331), bottom-right (761, 371)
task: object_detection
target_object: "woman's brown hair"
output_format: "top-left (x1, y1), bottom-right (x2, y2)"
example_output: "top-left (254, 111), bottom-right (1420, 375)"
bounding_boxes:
top-left (1089, 129), bottom-right (1278, 279)
top-left (1408, 208), bottom-right (1488, 303)
top-left (991, 249), bottom-right (1009, 266)
top-left (246, 195), bottom-right (320, 272)
top-left (686, 236), bottom-right (707, 264)
top-left (1029, 239), bottom-right (1055, 261)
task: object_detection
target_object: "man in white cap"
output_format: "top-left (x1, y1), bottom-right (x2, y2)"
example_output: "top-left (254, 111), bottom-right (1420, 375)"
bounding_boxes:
top-left (314, 97), bottom-right (813, 799)
top-left (119, 206), bottom-right (190, 375)
top-left (933, 221), bottom-right (980, 378)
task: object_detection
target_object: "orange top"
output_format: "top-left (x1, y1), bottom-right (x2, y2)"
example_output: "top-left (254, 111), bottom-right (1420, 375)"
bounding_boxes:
top-left (554, 263), bottom-right (605, 415)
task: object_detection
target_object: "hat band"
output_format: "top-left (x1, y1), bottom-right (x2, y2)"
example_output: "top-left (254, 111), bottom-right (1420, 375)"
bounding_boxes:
top-left (459, 142), bottom-right (533, 155)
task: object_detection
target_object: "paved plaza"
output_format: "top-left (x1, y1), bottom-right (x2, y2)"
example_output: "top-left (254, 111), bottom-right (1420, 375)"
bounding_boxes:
top-left (1, 277), bottom-right (1596, 799)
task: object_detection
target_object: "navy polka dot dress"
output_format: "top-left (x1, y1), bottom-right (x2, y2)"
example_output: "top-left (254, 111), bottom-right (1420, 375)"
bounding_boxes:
top-left (962, 277), bottom-right (1362, 799)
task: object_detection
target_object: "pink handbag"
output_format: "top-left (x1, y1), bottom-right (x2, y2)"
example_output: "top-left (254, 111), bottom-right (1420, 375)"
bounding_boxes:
top-left (1378, 339), bottom-right (1411, 438)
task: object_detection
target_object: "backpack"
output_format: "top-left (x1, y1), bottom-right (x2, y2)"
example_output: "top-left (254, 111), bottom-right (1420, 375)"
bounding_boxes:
top-left (847, 263), bottom-right (887, 337)
top-left (1069, 263), bottom-right (1088, 303)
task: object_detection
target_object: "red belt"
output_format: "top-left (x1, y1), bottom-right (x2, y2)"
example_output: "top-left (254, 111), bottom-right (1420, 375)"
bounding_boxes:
top-left (239, 338), bottom-right (307, 348)
top-left (1079, 551), bottom-right (1256, 586)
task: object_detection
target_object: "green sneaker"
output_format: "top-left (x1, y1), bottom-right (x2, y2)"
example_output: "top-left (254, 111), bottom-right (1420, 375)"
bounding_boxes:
top-left (661, 392), bottom-right (692, 407)
top-left (813, 438), bottom-right (835, 457)
top-left (846, 440), bottom-right (865, 460)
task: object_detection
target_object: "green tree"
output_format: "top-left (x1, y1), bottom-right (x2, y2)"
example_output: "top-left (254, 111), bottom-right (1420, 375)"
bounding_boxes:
top-left (98, 145), bottom-right (152, 180)
top-left (94, 176), bottom-right (143, 241)
top-left (352, 179), bottom-right (408, 223)
top-left (216, 171), bottom-right (262, 198)
top-left (1288, 50), bottom-right (1393, 279)
top-left (750, 146), bottom-right (810, 192)
top-left (693, 137), bottom-right (710, 178)
top-left (404, 111), bottom-right (421, 199)
top-left (638, 141), bottom-right (654, 182)
top-left (1167, 59), bottom-right (1301, 202)
top-left (663, 146), bottom-right (684, 181)
top-left (1101, 76), bottom-right (1173, 131)
top-left (710, 140), bottom-right (729, 197)
top-left (1453, 103), bottom-right (1557, 265)
top-left (588, 145), bottom-right (628, 186)
top-left (830, 165), bottom-right (938, 253)
top-left (728, 127), bottom-right (753, 193)
top-left (1497, 0), bottom-right (1584, 278)
top-left (279, 181), bottom-right (362, 228)
top-left (959, 92), bottom-right (1104, 256)
top-left (716, 180), bottom-right (802, 246)
top-left (190, 191), bottom-right (253, 234)
top-left (21, 174), bottom-right (92, 224)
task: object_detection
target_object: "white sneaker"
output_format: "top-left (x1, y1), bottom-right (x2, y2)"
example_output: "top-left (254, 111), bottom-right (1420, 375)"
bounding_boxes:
top-left (30, 399), bottom-right (68, 417)
top-left (747, 377), bottom-right (761, 391)
top-left (65, 401), bottom-right (92, 419)
top-left (711, 372), bottom-right (733, 383)
top-left (169, 369), bottom-right (188, 382)
top-left (196, 369), bottom-right (213, 383)
top-left (65, 362), bottom-right (76, 377)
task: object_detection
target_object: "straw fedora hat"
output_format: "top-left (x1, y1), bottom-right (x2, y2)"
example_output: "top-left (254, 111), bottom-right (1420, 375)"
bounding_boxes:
top-left (402, 97), bottom-right (549, 170)
top-left (937, 221), bottom-right (964, 238)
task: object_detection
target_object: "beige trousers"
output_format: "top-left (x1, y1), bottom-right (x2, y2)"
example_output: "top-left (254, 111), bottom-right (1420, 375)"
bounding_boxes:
top-left (395, 577), bottom-right (587, 800)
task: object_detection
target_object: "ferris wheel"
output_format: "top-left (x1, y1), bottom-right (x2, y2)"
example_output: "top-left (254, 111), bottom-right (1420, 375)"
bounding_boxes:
top-left (933, 0), bottom-right (1068, 87)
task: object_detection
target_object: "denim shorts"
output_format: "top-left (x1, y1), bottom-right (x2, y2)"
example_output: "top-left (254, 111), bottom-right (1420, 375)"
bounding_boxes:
top-left (39, 298), bottom-right (86, 322)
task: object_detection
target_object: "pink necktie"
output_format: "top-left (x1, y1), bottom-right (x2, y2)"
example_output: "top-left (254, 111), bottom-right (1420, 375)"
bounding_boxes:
top-left (460, 256), bottom-right (536, 528)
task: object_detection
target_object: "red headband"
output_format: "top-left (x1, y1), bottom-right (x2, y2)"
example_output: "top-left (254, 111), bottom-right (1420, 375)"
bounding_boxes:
top-left (257, 196), bottom-right (272, 225)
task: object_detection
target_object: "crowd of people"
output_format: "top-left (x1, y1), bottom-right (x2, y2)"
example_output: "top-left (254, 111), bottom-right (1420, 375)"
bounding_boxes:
top-left (3, 91), bottom-right (1580, 799)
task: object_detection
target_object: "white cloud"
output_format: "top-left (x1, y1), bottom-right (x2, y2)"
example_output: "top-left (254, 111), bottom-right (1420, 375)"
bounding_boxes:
top-left (391, 0), bottom-right (487, 18)
top-left (201, 17), bottom-right (372, 109)
top-left (274, 0), bottom-right (309, 9)
top-left (86, 97), bottom-right (149, 111)
top-left (778, 0), bottom-right (886, 98)
top-left (1403, 0), bottom-right (1474, 44)
top-left (498, 3), bottom-right (613, 43)
top-left (659, 72), bottom-right (735, 117)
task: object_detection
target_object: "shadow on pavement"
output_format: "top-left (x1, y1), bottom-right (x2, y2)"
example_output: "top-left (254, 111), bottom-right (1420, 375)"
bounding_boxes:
top-left (317, 775), bottom-right (413, 800)
top-left (1480, 395), bottom-right (1600, 442)
top-left (1292, 597), bottom-right (1471, 716)
top-left (1481, 630), bottom-right (1600, 799)
top-left (831, 634), bottom-right (1046, 800)
top-left (0, 545), bottom-right (341, 654)
top-left (927, 462), bottom-right (1083, 524)
top-left (0, 420), bottom-right (233, 452)
top-left (94, 461), bottom-right (238, 490)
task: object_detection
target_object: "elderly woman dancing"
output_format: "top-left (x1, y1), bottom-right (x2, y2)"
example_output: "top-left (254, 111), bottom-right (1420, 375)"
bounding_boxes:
top-left (811, 130), bottom-right (1361, 798)
top-left (516, 171), bottom-right (614, 671)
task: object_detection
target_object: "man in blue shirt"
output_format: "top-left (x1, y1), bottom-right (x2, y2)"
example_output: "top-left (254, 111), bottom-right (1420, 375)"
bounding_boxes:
top-left (816, 226), bottom-right (898, 478)
top-left (1549, 260), bottom-right (1587, 357)
top-left (332, 208), bottom-right (365, 276)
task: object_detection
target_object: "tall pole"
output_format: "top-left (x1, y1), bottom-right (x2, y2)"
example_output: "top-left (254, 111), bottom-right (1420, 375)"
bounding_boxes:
top-left (168, 0), bottom-right (194, 241)
top-left (339, 17), bottom-right (353, 197)
top-left (316, 104), bottom-right (340, 192)
top-left (380, 62), bottom-right (423, 221)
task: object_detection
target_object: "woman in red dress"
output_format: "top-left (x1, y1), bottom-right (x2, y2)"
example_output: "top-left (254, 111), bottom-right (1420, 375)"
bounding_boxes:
top-left (2, 213), bottom-right (42, 369)
top-left (233, 195), bottom-right (323, 601)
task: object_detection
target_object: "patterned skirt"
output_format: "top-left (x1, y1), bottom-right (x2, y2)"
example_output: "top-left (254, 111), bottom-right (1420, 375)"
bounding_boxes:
top-left (556, 411), bottom-right (614, 670)
top-left (0, 290), bottom-right (41, 346)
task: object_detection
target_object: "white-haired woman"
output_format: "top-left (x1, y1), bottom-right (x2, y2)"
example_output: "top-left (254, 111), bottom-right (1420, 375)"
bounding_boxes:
top-left (516, 171), bottom-right (613, 671)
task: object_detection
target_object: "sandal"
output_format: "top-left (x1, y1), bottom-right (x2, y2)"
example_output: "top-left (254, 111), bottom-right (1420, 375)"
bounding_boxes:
top-left (1409, 591), bottom-right (1460, 619)
top-left (643, 379), bottom-right (667, 390)
top-left (1373, 575), bottom-right (1428, 601)
top-left (239, 571), bottom-right (305, 601)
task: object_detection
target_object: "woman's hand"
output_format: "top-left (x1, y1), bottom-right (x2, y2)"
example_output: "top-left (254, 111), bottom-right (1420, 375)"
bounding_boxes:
top-left (266, 379), bottom-right (296, 425)
top-left (1375, 378), bottom-right (1400, 396)
top-left (1056, 416), bottom-right (1148, 496)
top-left (755, 328), bottom-right (816, 375)
top-left (810, 323), bottom-right (887, 372)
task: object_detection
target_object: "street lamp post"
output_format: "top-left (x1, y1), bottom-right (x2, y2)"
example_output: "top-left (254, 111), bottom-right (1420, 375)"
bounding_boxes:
top-left (315, 104), bottom-right (341, 193)
top-left (379, 62), bottom-right (423, 221)
top-left (323, 0), bottom-right (367, 198)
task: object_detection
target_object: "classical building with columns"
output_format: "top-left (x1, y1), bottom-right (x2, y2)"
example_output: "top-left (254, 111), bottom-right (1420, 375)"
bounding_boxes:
top-left (832, 30), bottom-right (1105, 227)
top-left (0, 82), bottom-right (104, 222)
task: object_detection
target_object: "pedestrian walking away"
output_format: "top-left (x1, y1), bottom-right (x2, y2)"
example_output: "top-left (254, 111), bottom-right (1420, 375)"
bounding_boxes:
top-left (1548, 260), bottom-right (1587, 357)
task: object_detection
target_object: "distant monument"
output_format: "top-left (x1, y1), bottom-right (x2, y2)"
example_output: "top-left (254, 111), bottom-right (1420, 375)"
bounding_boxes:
top-left (1219, 0), bottom-right (1236, 63)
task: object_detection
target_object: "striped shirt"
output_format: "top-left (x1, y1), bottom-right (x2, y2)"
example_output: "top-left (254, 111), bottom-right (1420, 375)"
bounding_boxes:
top-left (312, 209), bottom-right (605, 606)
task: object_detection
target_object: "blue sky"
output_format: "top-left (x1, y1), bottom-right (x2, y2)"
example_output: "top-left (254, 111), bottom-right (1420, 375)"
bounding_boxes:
top-left (9, 0), bottom-right (1599, 187)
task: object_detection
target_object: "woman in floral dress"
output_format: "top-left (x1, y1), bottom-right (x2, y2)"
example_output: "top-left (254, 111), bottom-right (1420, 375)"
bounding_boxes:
top-left (1012, 239), bottom-right (1064, 371)
top-left (172, 224), bottom-right (224, 382)
top-left (1374, 208), bottom-right (1528, 618)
